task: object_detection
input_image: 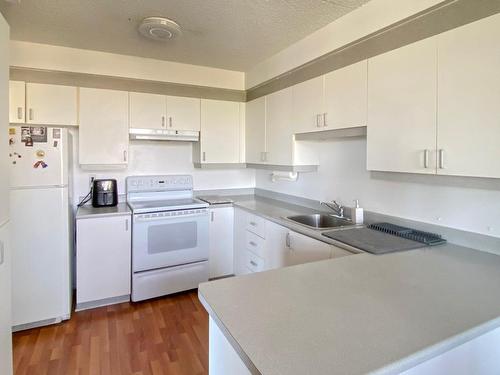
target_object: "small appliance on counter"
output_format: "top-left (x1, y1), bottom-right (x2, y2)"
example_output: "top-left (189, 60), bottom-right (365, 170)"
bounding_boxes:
top-left (92, 179), bottom-right (118, 207)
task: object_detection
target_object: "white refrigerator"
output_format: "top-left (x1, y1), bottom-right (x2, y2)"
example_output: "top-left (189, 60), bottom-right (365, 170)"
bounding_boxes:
top-left (0, 10), bottom-right (13, 375)
top-left (9, 126), bottom-right (72, 331)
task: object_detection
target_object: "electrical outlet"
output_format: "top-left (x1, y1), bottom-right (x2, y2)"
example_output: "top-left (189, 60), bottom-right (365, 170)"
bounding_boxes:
top-left (89, 175), bottom-right (96, 187)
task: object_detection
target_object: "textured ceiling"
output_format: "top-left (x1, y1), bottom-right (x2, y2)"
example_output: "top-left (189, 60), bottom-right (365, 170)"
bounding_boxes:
top-left (0, 0), bottom-right (371, 71)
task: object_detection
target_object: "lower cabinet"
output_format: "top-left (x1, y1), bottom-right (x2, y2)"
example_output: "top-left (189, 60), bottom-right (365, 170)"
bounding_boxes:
top-left (234, 208), bottom-right (352, 276)
top-left (209, 207), bottom-right (234, 279)
top-left (76, 214), bottom-right (131, 310)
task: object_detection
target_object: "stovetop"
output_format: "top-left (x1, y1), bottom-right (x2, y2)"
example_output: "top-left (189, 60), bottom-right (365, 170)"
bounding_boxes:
top-left (128, 198), bottom-right (208, 214)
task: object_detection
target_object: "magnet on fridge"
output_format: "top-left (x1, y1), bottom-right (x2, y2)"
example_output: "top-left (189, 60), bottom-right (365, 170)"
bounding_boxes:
top-left (25, 137), bottom-right (33, 147)
top-left (33, 161), bottom-right (42, 168)
top-left (36, 150), bottom-right (45, 158)
top-left (41, 161), bottom-right (48, 168)
top-left (9, 128), bottom-right (15, 135)
top-left (9, 138), bottom-right (15, 145)
top-left (53, 141), bottom-right (58, 148)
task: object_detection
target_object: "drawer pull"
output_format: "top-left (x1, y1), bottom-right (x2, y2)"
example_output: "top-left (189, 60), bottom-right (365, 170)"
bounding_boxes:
top-left (249, 260), bottom-right (258, 267)
top-left (249, 221), bottom-right (257, 226)
top-left (249, 241), bottom-right (257, 247)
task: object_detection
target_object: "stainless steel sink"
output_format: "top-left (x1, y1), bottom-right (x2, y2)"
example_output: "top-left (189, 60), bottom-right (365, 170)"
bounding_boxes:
top-left (285, 214), bottom-right (354, 229)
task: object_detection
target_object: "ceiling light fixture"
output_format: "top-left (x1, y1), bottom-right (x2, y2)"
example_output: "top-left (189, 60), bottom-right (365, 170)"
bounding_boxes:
top-left (138, 17), bottom-right (181, 42)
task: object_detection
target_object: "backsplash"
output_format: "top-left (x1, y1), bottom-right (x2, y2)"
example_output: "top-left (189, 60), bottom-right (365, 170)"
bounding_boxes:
top-left (256, 137), bottom-right (500, 238)
top-left (69, 129), bottom-right (255, 207)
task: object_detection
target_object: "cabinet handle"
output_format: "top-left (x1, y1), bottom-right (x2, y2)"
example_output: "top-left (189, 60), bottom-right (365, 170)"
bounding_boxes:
top-left (438, 149), bottom-right (445, 169)
top-left (169, 117), bottom-right (173, 127)
top-left (285, 232), bottom-right (291, 248)
top-left (249, 260), bottom-right (258, 267)
top-left (323, 113), bottom-right (327, 127)
top-left (211, 211), bottom-right (214, 222)
top-left (162, 116), bottom-right (165, 127)
top-left (0, 241), bottom-right (4, 266)
top-left (125, 219), bottom-right (129, 231)
top-left (249, 241), bottom-right (257, 247)
top-left (17, 107), bottom-right (23, 120)
top-left (424, 149), bottom-right (430, 168)
top-left (202, 152), bottom-right (206, 162)
top-left (316, 114), bottom-right (321, 128)
top-left (249, 221), bottom-right (257, 227)
top-left (123, 150), bottom-right (127, 162)
top-left (29, 108), bottom-right (33, 121)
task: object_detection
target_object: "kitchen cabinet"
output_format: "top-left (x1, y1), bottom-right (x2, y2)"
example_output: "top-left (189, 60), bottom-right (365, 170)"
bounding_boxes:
top-left (245, 96), bottom-right (266, 164)
top-left (129, 92), bottom-right (166, 130)
top-left (9, 80), bottom-right (25, 124)
top-left (0, 224), bottom-right (11, 375)
top-left (233, 208), bottom-right (249, 276)
top-left (79, 88), bottom-right (129, 167)
top-left (292, 76), bottom-right (325, 133)
top-left (167, 96), bottom-right (200, 131)
top-left (209, 207), bottom-right (234, 279)
top-left (436, 14), bottom-right (500, 178)
top-left (265, 88), bottom-right (294, 165)
top-left (26, 83), bottom-right (78, 126)
top-left (194, 99), bottom-right (242, 164)
top-left (324, 60), bottom-right (367, 129)
top-left (367, 37), bottom-right (437, 174)
top-left (76, 214), bottom-right (131, 309)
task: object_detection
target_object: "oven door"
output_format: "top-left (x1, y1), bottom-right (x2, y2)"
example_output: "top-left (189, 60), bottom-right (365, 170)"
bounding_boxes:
top-left (132, 209), bottom-right (209, 272)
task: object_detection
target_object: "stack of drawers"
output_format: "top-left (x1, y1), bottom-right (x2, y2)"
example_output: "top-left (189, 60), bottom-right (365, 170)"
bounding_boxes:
top-left (244, 213), bottom-right (267, 273)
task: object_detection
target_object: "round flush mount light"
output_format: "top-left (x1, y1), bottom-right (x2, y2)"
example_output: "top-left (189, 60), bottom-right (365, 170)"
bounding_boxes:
top-left (138, 17), bottom-right (181, 41)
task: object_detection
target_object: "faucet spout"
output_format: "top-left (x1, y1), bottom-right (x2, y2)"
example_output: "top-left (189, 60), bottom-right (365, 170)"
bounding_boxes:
top-left (320, 200), bottom-right (344, 218)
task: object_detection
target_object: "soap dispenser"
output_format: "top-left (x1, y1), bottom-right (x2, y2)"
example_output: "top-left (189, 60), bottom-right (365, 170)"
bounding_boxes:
top-left (352, 199), bottom-right (364, 224)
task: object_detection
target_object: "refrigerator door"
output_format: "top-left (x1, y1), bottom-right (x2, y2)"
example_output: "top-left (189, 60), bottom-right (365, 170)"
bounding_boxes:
top-left (8, 126), bottom-right (68, 188)
top-left (10, 187), bottom-right (71, 328)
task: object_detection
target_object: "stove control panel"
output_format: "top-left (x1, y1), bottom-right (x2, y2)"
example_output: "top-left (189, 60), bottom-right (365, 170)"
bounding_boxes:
top-left (126, 175), bottom-right (193, 193)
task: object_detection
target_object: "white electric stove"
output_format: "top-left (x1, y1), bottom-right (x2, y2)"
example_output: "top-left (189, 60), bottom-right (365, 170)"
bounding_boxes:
top-left (126, 175), bottom-right (209, 302)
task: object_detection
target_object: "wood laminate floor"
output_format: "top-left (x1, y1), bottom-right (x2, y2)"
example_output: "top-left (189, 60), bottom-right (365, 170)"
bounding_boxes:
top-left (12, 290), bottom-right (209, 375)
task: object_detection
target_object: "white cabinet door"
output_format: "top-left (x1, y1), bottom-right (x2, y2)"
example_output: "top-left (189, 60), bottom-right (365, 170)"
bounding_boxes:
top-left (233, 208), bottom-right (250, 276)
top-left (437, 14), bottom-right (500, 178)
top-left (324, 60), bottom-right (367, 129)
top-left (286, 230), bottom-right (332, 266)
top-left (26, 83), bottom-right (77, 126)
top-left (264, 220), bottom-right (289, 270)
top-left (79, 88), bottom-right (129, 167)
top-left (265, 87), bottom-right (294, 165)
top-left (209, 207), bottom-right (234, 279)
top-left (200, 99), bottom-right (241, 163)
top-left (76, 215), bottom-right (131, 305)
top-left (129, 92), bottom-right (166, 130)
top-left (0, 224), bottom-right (12, 375)
top-left (245, 96), bottom-right (266, 164)
top-left (367, 38), bottom-right (437, 174)
top-left (9, 81), bottom-right (25, 123)
top-left (167, 96), bottom-right (200, 131)
top-left (292, 76), bottom-right (325, 133)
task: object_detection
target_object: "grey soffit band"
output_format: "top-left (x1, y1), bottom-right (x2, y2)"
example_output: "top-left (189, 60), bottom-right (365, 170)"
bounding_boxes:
top-left (246, 0), bottom-right (500, 101)
top-left (9, 66), bottom-right (247, 102)
top-left (9, 0), bottom-right (500, 103)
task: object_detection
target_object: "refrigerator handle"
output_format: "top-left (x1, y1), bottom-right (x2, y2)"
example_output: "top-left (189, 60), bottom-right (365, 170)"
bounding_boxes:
top-left (123, 150), bottom-right (127, 162)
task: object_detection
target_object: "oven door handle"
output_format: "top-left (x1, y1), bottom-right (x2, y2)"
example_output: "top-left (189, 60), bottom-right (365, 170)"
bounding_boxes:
top-left (134, 212), bottom-right (208, 222)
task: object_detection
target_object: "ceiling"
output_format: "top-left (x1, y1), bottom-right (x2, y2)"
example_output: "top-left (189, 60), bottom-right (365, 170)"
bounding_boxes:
top-left (0, 0), bottom-right (371, 72)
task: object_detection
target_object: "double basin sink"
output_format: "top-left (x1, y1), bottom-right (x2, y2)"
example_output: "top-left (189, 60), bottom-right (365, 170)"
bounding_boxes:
top-left (285, 214), bottom-right (354, 230)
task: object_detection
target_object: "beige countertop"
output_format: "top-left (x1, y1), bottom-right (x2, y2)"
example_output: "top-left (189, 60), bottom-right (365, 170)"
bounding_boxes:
top-left (76, 203), bottom-right (131, 219)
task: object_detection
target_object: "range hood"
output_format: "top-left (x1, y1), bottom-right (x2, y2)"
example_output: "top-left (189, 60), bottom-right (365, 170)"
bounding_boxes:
top-left (129, 128), bottom-right (199, 142)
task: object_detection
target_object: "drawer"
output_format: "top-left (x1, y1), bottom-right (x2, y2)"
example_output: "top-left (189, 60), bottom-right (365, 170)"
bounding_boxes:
top-left (245, 214), bottom-right (266, 239)
top-left (245, 250), bottom-right (265, 273)
top-left (245, 230), bottom-right (265, 258)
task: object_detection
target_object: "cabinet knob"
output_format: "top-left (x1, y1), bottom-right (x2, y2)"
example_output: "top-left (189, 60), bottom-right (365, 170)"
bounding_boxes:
top-left (162, 116), bottom-right (165, 127)
top-left (169, 117), bottom-right (173, 127)
top-left (29, 108), bottom-right (33, 121)
top-left (316, 114), bottom-right (321, 127)
top-left (438, 149), bottom-right (445, 169)
top-left (323, 113), bottom-right (327, 127)
top-left (17, 107), bottom-right (23, 120)
top-left (424, 149), bottom-right (430, 168)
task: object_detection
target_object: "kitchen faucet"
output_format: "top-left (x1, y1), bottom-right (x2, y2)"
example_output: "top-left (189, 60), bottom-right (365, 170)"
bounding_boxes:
top-left (321, 200), bottom-right (344, 218)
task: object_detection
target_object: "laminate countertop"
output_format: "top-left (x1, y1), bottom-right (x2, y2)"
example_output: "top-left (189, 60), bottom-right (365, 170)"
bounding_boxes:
top-left (198, 196), bottom-right (500, 375)
top-left (76, 203), bottom-right (131, 219)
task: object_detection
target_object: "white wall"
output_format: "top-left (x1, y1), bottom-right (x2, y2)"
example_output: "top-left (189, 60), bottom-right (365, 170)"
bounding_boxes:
top-left (70, 129), bottom-right (254, 206)
top-left (256, 138), bottom-right (500, 238)
top-left (11, 41), bottom-right (245, 90)
top-left (245, 0), bottom-right (445, 88)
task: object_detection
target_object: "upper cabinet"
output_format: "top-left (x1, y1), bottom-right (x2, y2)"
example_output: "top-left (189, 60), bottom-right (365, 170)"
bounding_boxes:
top-left (292, 76), bottom-right (325, 133)
top-left (9, 82), bottom-right (77, 126)
top-left (79, 88), bottom-right (129, 168)
top-left (436, 14), bottom-right (500, 179)
top-left (367, 38), bottom-right (437, 174)
top-left (9, 81), bottom-right (25, 124)
top-left (129, 92), bottom-right (166, 130)
top-left (129, 92), bottom-right (200, 132)
top-left (324, 60), bottom-right (367, 130)
top-left (26, 83), bottom-right (78, 126)
top-left (167, 96), bottom-right (200, 131)
top-left (194, 99), bottom-right (242, 165)
top-left (245, 96), bottom-right (266, 164)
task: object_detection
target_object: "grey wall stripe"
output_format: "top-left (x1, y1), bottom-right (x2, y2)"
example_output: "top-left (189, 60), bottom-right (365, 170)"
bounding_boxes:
top-left (9, 67), bottom-right (247, 102)
top-left (246, 0), bottom-right (500, 101)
